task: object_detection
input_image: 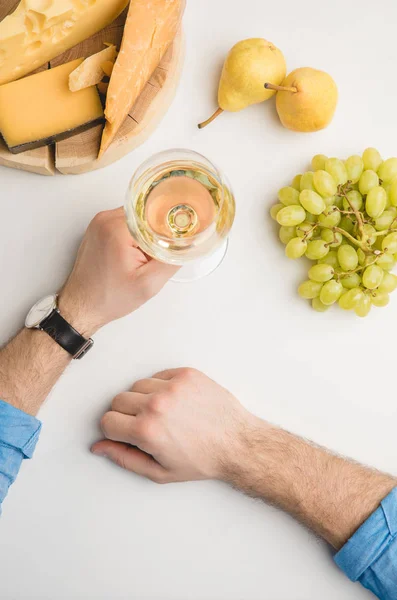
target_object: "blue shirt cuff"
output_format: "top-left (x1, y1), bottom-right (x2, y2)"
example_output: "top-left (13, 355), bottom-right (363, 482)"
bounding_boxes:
top-left (0, 400), bottom-right (42, 510)
top-left (0, 400), bottom-right (41, 458)
top-left (335, 487), bottom-right (397, 599)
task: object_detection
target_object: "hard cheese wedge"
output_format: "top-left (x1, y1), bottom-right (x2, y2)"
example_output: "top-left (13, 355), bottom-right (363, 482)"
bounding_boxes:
top-left (69, 45), bottom-right (117, 92)
top-left (0, 59), bottom-right (104, 154)
top-left (99, 0), bottom-right (184, 158)
top-left (0, 0), bottom-right (129, 85)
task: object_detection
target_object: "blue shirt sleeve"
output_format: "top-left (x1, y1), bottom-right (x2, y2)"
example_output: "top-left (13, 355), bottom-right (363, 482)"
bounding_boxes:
top-left (0, 399), bottom-right (41, 514)
top-left (335, 487), bottom-right (397, 600)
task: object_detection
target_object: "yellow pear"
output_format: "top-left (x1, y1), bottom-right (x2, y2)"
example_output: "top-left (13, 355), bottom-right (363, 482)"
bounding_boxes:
top-left (198, 38), bottom-right (286, 129)
top-left (265, 67), bottom-right (338, 132)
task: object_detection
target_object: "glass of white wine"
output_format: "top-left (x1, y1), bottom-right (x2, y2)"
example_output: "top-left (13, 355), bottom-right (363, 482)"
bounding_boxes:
top-left (125, 149), bottom-right (236, 282)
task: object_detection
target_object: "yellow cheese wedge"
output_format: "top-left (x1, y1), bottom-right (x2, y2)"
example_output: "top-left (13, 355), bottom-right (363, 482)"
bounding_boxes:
top-left (69, 45), bottom-right (117, 92)
top-left (99, 0), bottom-right (184, 158)
top-left (0, 0), bottom-right (129, 85)
top-left (0, 59), bottom-right (104, 154)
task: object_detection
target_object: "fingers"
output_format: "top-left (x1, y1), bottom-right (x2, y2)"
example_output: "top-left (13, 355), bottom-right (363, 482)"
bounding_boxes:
top-left (140, 258), bottom-right (180, 287)
top-left (100, 411), bottom-right (137, 444)
top-left (153, 367), bottom-right (188, 381)
top-left (130, 378), bottom-right (168, 394)
top-left (111, 392), bottom-right (147, 416)
top-left (91, 441), bottom-right (170, 483)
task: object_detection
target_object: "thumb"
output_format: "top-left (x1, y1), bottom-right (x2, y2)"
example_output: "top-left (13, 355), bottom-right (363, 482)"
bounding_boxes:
top-left (91, 440), bottom-right (170, 483)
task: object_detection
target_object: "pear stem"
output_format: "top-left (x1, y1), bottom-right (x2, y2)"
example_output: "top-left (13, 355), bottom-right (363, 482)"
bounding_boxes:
top-left (198, 107), bottom-right (224, 129)
top-left (264, 83), bottom-right (298, 93)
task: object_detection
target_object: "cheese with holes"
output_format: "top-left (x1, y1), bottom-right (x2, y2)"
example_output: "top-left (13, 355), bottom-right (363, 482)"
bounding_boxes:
top-left (69, 44), bottom-right (116, 92)
top-left (99, 0), bottom-right (184, 158)
top-left (0, 59), bottom-right (104, 153)
top-left (0, 0), bottom-right (129, 85)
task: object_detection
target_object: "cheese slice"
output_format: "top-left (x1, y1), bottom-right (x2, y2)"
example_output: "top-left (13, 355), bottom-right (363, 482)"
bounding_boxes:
top-left (98, 0), bottom-right (184, 158)
top-left (69, 45), bottom-right (117, 92)
top-left (0, 0), bottom-right (129, 85)
top-left (0, 59), bottom-right (104, 154)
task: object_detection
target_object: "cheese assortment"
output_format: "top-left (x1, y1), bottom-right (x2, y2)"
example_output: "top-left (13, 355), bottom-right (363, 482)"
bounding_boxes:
top-left (0, 0), bottom-right (129, 85)
top-left (0, 60), bottom-right (104, 153)
top-left (99, 0), bottom-right (184, 158)
top-left (0, 0), bottom-right (185, 167)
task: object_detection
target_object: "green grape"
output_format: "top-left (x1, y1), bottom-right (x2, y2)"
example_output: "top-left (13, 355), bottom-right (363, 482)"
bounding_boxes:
top-left (278, 186), bottom-right (300, 206)
top-left (337, 245), bottom-right (358, 270)
top-left (312, 297), bottom-right (330, 312)
top-left (382, 232), bottom-right (397, 253)
top-left (333, 195), bottom-right (344, 209)
top-left (321, 228), bottom-right (342, 247)
top-left (359, 170), bottom-right (379, 195)
top-left (342, 190), bottom-right (363, 212)
top-left (300, 171), bottom-right (316, 191)
top-left (365, 186), bottom-right (387, 218)
top-left (320, 280), bottom-right (343, 305)
top-left (345, 155), bottom-right (364, 183)
top-left (296, 222), bottom-right (315, 239)
top-left (299, 190), bottom-right (326, 215)
top-left (376, 253), bottom-right (395, 270)
top-left (291, 174), bottom-right (302, 191)
top-left (371, 291), bottom-right (390, 307)
top-left (374, 210), bottom-right (395, 231)
top-left (313, 170), bottom-right (337, 197)
top-left (285, 237), bottom-right (307, 259)
top-left (378, 272), bottom-right (397, 293)
top-left (305, 240), bottom-right (330, 260)
top-left (308, 263), bottom-right (334, 282)
top-left (311, 154), bottom-right (328, 171)
top-left (362, 224), bottom-right (377, 245)
top-left (318, 206), bottom-right (341, 227)
top-left (305, 212), bottom-right (317, 223)
top-left (378, 158), bottom-right (397, 183)
top-left (298, 280), bottom-right (323, 299)
top-left (270, 204), bottom-right (284, 220)
top-left (362, 264), bottom-right (384, 289)
top-left (354, 294), bottom-right (371, 317)
top-left (357, 248), bottom-right (366, 265)
top-left (339, 291), bottom-right (354, 310)
top-left (341, 272), bottom-right (361, 289)
top-left (279, 226), bottom-right (296, 244)
top-left (340, 217), bottom-right (355, 234)
top-left (325, 158), bottom-right (348, 185)
top-left (373, 237), bottom-right (383, 252)
top-left (318, 249), bottom-right (339, 268)
top-left (277, 205), bottom-right (306, 227)
top-left (324, 195), bottom-right (337, 207)
top-left (343, 287), bottom-right (365, 309)
top-left (389, 178), bottom-right (397, 207)
top-left (362, 148), bottom-right (382, 172)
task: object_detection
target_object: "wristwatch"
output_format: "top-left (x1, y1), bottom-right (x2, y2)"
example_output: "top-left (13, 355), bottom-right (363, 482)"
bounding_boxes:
top-left (25, 294), bottom-right (94, 360)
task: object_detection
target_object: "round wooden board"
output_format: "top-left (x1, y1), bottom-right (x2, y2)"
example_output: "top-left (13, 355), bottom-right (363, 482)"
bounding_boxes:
top-left (0, 4), bottom-right (184, 176)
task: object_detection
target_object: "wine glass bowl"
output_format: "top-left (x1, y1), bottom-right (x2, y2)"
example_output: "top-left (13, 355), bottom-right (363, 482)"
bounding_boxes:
top-left (125, 149), bottom-right (236, 273)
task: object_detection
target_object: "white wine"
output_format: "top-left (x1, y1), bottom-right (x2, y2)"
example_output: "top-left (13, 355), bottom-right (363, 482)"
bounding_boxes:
top-left (126, 152), bottom-right (235, 266)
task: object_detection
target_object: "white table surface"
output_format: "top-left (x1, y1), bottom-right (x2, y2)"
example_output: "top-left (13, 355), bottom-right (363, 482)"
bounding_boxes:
top-left (0, 1), bottom-right (395, 598)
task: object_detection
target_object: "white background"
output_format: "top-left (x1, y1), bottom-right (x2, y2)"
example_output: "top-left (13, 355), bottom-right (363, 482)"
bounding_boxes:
top-left (0, 0), bottom-right (395, 598)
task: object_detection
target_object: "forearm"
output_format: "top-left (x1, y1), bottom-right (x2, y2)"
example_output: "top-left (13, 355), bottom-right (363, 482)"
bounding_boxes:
top-left (224, 421), bottom-right (396, 549)
top-left (0, 293), bottom-right (96, 416)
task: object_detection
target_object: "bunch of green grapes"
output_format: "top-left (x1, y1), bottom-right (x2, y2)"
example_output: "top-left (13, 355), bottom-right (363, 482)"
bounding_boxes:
top-left (271, 148), bottom-right (397, 317)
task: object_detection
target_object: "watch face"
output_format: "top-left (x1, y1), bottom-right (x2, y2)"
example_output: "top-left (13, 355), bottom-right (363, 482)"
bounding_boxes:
top-left (25, 294), bottom-right (57, 329)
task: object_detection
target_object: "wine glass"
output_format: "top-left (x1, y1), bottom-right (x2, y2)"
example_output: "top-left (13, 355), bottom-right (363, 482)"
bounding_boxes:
top-left (125, 148), bottom-right (236, 282)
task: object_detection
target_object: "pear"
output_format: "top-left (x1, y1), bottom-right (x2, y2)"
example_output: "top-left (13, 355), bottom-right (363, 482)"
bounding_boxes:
top-left (198, 38), bottom-right (286, 129)
top-left (265, 67), bottom-right (338, 132)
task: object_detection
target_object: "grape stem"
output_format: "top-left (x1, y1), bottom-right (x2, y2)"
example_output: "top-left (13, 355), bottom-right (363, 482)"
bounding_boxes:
top-left (336, 255), bottom-right (382, 280)
top-left (338, 182), bottom-right (366, 242)
top-left (316, 223), bottom-right (368, 250)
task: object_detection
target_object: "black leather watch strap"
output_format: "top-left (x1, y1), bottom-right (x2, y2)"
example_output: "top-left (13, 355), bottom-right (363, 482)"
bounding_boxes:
top-left (40, 309), bottom-right (93, 359)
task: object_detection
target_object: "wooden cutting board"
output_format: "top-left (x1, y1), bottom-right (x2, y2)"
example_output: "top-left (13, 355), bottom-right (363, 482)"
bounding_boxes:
top-left (0, 2), bottom-right (184, 176)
